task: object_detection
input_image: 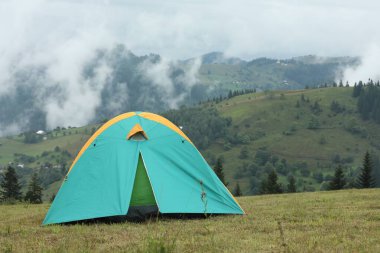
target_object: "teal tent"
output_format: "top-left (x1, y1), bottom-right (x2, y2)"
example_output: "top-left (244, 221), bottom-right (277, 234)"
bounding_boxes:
top-left (43, 112), bottom-right (244, 225)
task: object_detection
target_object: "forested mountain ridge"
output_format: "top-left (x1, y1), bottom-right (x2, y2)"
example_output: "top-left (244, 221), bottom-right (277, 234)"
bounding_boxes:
top-left (195, 52), bottom-right (358, 91)
top-left (0, 46), bottom-right (358, 136)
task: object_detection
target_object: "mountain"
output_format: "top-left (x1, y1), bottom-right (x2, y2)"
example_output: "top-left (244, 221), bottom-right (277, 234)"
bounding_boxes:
top-left (0, 45), bottom-right (359, 136)
top-left (184, 51), bottom-right (245, 65)
top-left (198, 55), bottom-right (359, 91)
top-left (292, 55), bottom-right (359, 65)
top-left (1, 87), bottom-right (379, 199)
top-left (0, 46), bottom-right (209, 136)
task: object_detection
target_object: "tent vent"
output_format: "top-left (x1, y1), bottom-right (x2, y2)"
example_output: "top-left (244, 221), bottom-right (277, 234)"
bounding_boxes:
top-left (129, 132), bottom-right (147, 141)
top-left (127, 124), bottom-right (148, 141)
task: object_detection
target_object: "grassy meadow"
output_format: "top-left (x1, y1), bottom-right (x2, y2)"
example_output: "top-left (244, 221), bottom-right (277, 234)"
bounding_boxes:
top-left (1, 189), bottom-right (379, 252)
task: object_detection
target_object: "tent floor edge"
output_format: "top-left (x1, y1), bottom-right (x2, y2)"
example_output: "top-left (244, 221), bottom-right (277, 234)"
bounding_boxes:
top-left (126, 205), bottom-right (159, 220)
top-left (52, 212), bottom-right (238, 225)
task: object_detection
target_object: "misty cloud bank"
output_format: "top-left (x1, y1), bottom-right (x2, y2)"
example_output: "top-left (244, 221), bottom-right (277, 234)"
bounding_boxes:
top-left (0, 44), bottom-right (204, 136)
top-left (0, 0), bottom-right (379, 135)
top-left (341, 45), bottom-right (380, 83)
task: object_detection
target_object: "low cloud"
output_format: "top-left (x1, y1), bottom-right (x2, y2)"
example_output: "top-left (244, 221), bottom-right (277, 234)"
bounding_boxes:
top-left (140, 57), bottom-right (201, 108)
top-left (0, 1), bottom-right (202, 134)
top-left (44, 60), bottom-right (113, 129)
top-left (342, 44), bottom-right (380, 84)
top-left (0, 0), bottom-right (379, 135)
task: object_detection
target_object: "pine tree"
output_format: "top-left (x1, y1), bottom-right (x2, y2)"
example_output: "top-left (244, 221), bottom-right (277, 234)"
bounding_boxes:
top-left (287, 175), bottom-right (296, 193)
top-left (260, 170), bottom-right (283, 194)
top-left (0, 166), bottom-right (22, 201)
top-left (24, 173), bottom-right (43, 204)
top-left (213, 157), bottom-right (228, 186)
top-left (329, 165), bottom-right (346, 190)
top-left (234, 182), bottom-right (242, 196)
top-left (352, 82), bottom-right (363, 97)
top-left (357, 152), bottom-right (376, 188)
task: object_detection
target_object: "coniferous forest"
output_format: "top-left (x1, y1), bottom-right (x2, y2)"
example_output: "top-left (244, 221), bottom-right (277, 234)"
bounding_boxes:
top-left (354, 80), bottom-right (380, 123)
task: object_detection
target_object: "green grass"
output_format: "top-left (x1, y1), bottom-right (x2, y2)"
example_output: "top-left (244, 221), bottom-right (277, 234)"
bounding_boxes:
top-left (0, 189), bottom-right (379, 252)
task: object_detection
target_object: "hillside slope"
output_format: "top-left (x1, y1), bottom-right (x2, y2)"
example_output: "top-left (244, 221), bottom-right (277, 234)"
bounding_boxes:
top-left (0, 87), bottom-right (379, 198)
top-left (206, 87), bottom-right (380, 193)
top-left (0, 189), bottom-right (379, 252)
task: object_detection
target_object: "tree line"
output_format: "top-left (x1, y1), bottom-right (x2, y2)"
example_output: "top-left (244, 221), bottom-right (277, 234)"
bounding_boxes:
top-left (0, 166), bottom-right (43, 204)
top-left (353, 80), bottom-right (380, 123)
top-left (204, 88), bottom-right (257, 104)
top-left (213, 151), bottom-right (377, 196)
top-left (263, 151), bottom-right (377, 194)
top-left (163, 107), bottom-right (232, 150)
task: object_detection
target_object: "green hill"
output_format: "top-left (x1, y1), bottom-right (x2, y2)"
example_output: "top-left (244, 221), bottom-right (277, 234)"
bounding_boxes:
top-left (204, 87), bottom-right (380, 194)
top-left (165, 87), bottom-right (380, 194)
top-left (0, 189), bottom-right (379, 252)
top-left (0, 87), bottom-right (379, 199)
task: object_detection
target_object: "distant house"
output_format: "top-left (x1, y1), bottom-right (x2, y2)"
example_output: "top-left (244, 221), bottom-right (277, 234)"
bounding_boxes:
top-left (36, 130), bottom-right (46, 135)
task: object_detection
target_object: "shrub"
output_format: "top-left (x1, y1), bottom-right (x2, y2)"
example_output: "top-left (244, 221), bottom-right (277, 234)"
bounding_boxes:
top-left (320, 181), bottom-right (330, 191)
top-left (307, 116), bottom-right (320, 129)
top-left (312, 172), bottom-right (324, 183)
top-left (303, 185), bottom-right (316, 192)
top-left (300, 167), bottom-right (310, 177)
top-left (254, 148), bottom-right (271, 166)
top-left (239, 147), bottom-right (249, 159)
top-left (223, 142), bottom-right (232, 151)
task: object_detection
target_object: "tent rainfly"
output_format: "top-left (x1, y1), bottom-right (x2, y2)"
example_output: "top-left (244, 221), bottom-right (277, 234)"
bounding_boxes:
top-left (43, 112), bottom-right (244, 225)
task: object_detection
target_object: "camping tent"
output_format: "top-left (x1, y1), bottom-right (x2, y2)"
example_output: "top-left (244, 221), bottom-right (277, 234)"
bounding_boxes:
top-left (43, 112), bottom-right (244, 225)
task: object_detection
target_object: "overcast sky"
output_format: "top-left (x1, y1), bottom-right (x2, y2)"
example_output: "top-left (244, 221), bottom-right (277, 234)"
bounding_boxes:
top-left (0, 0), bottom-right (379, 134)
top-left (1, 0), bottom-right (379, 60)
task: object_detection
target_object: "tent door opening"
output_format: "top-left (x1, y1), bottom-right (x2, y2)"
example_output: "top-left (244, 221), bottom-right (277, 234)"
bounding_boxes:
top-left (127, 153), bottom-right (158, 219)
